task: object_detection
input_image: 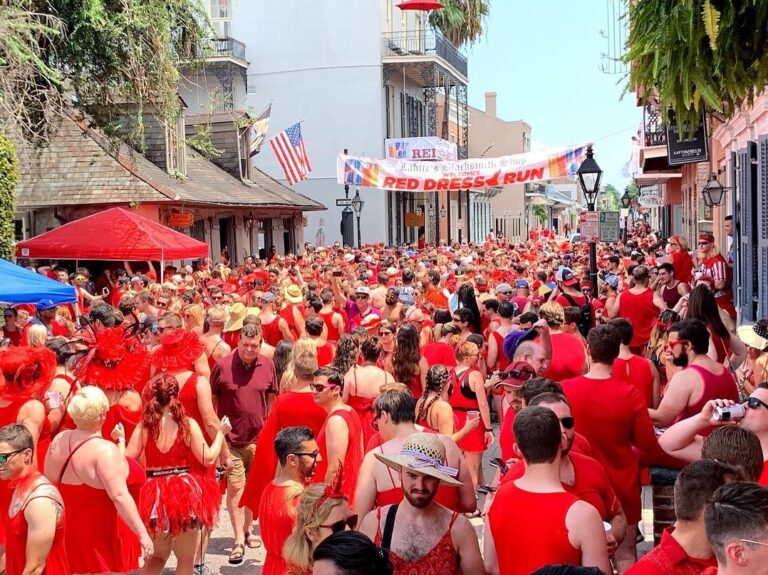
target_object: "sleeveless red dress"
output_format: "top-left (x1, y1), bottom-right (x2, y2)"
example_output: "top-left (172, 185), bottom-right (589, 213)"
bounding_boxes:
top-left (240, 391), bottom-right (326, 517)
top-left (618, 289), bottom-right (658, 350)
top-left (488, 482), bottom-right (581, 575)
top-left (56, 435), bottom-right (132, 574)
top-left (139, 428), bottom-right (209, 534)
top-left (613, 355), bottom-right (654, 408)
top-left (318, 310), bottom-right (341, 342)
top-left (448, 367), bottom-right (485, 453)
top-left (374, 507), bottom-right (461, 575)
top-left (313, 409), bottom-right (363, 508)
top-left (259, 482), bottom-right (300, 575)
top-left (347, 366), bottom-right (385, 447)
top-left (261, 317), bottom-right (283, 347)
top-left (3, 479), bottom-right (69, 575)
top-left (177, 373), bottom-right (222, 524)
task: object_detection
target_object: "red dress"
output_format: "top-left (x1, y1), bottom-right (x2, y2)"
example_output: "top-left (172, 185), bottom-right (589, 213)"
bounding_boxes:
top-left (139, 428), bottom-right (208, 534)
top-left (374, 506), bottom-right (460, 575)
top-left (448, 367), bottom-right (485, 453)
top-left (422, 342), bottom-right (457, 368)
top-left (347, 366), bottom-right (387, 447)
top-left (541, 333), bottom-right (586, 382)
top-left (613, 355), bottom-right (655, 408)
top-left (318, 310), bottom-right (342, 342)
top-left (261, 317), bottom-right (283, 347)
top-left (56, 436), bottom-right (132, 574)
top-left (240, 391), bottom-right (326, 516)
top-left (3, 479), bottom-right (70, 575)
top-left (488, 482), bottom-right (581, 575)
top-left (313, 409), bottom-right (363, 508)
top-left (259, 483), bottom-right (300, 575)
top-left (561, 375), bottom-right (658, 523)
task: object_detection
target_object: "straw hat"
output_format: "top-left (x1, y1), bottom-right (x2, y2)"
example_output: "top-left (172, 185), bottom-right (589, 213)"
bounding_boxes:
top-left (374, 433), bottom-right (462, 486)
top-left (284, 284), bottom-right (303, 304)
top-left (737, 322), bottom-right (768, 352)
top-left (224, 303), bottom-right (247, 332)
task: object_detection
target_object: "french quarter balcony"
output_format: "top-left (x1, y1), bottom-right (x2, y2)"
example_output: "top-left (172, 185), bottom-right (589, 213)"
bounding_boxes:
top-left (643, 105), bottom-right (667, 147)
top-left (382, 30), bottom-right (468, 84)
top-left (638, 104), bottom-right (679, 175)
top-left (182, 37), bottom-right (248, 69)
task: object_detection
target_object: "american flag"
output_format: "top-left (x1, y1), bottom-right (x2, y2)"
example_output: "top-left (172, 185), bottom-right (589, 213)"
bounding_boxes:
top-left (269, 122), bottom-right (311, 185)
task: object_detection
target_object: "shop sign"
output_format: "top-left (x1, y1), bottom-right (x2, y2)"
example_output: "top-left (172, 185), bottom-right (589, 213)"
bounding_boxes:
top-left (385, 137), bottom-right (458, 161)
top-left (404, 212), bottom-right (425, 227)
top-left (666, 111), bottom-right (709, 166)
top-left (168, 211), bottom-right (194, 228)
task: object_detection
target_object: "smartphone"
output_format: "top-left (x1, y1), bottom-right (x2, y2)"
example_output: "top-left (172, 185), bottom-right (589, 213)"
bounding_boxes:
top-left (102, 287), bottom-right (110, 297)
top-left (333, 270), bottom-right (343, 277)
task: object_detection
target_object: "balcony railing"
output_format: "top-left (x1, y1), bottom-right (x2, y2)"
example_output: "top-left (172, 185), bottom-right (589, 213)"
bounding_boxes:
top-left (203, 37), bottom-right (247, 62)
top-left (643, 105), bottom-right (666, 146)
top-left (382, 31), bottom-right (468, 79)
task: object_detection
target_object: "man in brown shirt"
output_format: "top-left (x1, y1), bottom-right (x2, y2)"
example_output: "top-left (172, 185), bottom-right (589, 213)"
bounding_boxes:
top-left (211, 322), bottom-right (277, 564)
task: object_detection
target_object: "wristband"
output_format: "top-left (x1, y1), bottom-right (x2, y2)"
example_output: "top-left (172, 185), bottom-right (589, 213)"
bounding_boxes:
top-left (484, 427), bottom-right (493, 432)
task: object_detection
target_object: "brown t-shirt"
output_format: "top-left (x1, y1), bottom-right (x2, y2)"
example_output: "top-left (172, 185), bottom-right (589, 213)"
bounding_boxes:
top-left (211, 350), bottom-right (277, 446)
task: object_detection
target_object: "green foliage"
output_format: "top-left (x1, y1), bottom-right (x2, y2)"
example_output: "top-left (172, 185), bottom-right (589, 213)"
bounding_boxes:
top-left (532, 204), bottom-right (548, 226)
top-left (429, 0), bottom-right (491, 47)
top-left (0, 134), bottom-right (19, 261)
top-left (625, 0), bottom-right (768, 135)
top-left (0, 0), bottom-right (210, 146)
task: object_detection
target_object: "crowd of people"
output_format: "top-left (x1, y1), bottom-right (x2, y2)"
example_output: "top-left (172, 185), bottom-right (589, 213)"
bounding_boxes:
top-left (0, 222), bottom-right (767, 575)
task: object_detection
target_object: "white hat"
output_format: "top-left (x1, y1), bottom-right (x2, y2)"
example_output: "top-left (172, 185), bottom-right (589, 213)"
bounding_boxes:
top-left (374, 433), bottom-right (461, 486)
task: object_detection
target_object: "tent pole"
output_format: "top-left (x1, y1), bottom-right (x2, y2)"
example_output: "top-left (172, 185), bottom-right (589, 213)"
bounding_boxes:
top-left (160, 258), bottom-right (164, 284)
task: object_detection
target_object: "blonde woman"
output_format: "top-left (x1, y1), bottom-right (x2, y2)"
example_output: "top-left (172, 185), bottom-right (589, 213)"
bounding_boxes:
top-left (736, 320), bottom-right (768, 395)
top-left (183, 304), bottom-right (205, 335)
top-left (26, 323), bottom-right (49, 348)
top-left (283, 483), bottom-right (355, 575)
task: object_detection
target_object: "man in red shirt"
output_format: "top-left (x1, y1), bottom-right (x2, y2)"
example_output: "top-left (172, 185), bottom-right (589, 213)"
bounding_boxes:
top-left (504, 392), bottom-right (627, 557)
top-left (561, 324), bottom-right (659, 572)
top-left (484, 406), bottom-right (611, 575)
top-left (2, 308), bottom-right (22, 346)
top-left (627, 459), bottom-right (742, 575)
top-left (424, 270), bottom-right (448, 310)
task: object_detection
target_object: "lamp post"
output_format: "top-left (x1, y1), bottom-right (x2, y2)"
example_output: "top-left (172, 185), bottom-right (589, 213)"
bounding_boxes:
top-left (577, 146), bottom-right (604, 295)
top-left (621, 187), bottom-right (631, 243)
top-left (701, 174), bottom-right (727, 208)
top-left (351, 188), bottom-right (365, 248)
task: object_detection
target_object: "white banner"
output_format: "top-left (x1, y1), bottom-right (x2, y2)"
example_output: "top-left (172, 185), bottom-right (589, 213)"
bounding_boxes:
top-left (338, 144), bottom-right (591, 192)
top-left (384, 137), bottom-right (458, 161)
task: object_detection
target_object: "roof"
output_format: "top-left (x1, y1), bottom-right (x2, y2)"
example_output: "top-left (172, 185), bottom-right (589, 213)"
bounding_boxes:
top-left (12, 109), bottom-right (325, 211)
top-left (16, 207), bottom-right (209, 261)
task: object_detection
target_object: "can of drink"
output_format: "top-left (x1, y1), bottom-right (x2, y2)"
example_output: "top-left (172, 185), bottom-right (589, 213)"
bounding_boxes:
top-left (713, 404), bottom-right (746, 422)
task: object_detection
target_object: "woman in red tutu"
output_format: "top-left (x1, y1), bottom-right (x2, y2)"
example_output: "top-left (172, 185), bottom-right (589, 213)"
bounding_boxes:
top-left (239, 352), bottom-right (327, 518)
top-left (115, 374), bottom-right (231, 575)
top-left (45, 385), bottom-right (153, 574)
top-left (449, 341), bottom-right (494, 490)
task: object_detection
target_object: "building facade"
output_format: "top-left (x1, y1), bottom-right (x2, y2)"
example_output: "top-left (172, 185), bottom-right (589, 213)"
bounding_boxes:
top-left (229, 0), bottom-right (469, 246)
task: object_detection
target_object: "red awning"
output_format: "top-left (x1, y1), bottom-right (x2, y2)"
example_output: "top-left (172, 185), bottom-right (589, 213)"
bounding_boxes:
top-left (16, 207), bottom-right (209, 261)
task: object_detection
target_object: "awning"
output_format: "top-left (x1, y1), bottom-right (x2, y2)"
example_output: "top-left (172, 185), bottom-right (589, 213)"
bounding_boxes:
top-left (16, 207), bottom-right (209, 261)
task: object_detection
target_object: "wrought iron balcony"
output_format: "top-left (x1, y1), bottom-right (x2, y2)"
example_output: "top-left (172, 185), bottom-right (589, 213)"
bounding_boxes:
top-left (382, 31), bottom-right (468, 80)
top-left (203, 37), bottom-right (247, 64)
top-left (643, 105), bottom-right (666, 146)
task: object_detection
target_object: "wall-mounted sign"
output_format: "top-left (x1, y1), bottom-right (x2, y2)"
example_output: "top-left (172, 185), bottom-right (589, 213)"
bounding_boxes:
top-left (404, 212), bottom-right (425, 227)
top-left (599, 211), bottom-right (620, 243)
top-left (168, 211), bottom-right (194, 228)
top-left (666, 111), bottom-right (709, 166)
top-left (580, 211), bottom-right (600, 243)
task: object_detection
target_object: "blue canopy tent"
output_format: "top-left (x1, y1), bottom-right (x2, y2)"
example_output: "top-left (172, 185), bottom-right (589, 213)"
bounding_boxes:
top-left (0, 259), bottom-right (76, 305)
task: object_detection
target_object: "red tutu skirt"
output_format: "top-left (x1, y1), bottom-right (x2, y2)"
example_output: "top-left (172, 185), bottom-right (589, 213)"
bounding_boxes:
top-left (139, 471), bottom-right (209, 535)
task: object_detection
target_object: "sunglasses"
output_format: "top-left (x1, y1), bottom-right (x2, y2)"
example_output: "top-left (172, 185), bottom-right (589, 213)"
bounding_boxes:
top-left (292, 450), bottom-right (320, 461)
top-left (311, 382), bottom-right (338, 393)
top-left (157, 301), bottom-right (168, 307)
top-left (668, 339), bottom-right (689, 349)
top-left (560, 416), bottom-right (575, 430)
top-left (319, 514), bottom-right (358, 533)
top-left (747, 397), bottom-right (768, 411)
top-left (354, 295), bottom-right (369, 300)
top-left (211, 296), bottom-right (223, 301)
top-left (698, 241), bottom-right (710, 246)
top-left (0, 449), bottom-right (24, 464)
top-left (378, 331), bottom-right (394, 337)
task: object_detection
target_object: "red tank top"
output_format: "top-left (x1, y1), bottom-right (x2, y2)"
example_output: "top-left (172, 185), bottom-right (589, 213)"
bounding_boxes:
top-left (618, 289), bottom-right (657, 348)
top-left (677, 364), bottom-right (738, 432)
top-left (313, 409), bottom-right (363, 508)
top-left (318, 310), bottom-right (341, 342)
top-left (488, 482), bottom-right (580, 575)
top-left (279, 305), bottom-right (300, 341)
top-left (4, 481), bottom-right (69, 575)
top-left (374, 507), bottom-right (461, 575)
top-left (144, 428), bottom-right (189, 469)
top-left (261, 316), bottom-right (283, 347)
top-left (661, 282), bottom-right (683, 309)
top-left (613, 355), bottom-right (654, 408)
top-left (491, 331), bottom-right (510, 371)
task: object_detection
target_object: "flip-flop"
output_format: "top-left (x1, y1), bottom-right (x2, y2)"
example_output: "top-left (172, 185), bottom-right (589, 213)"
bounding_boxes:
top-left (228, 543), bottom-right (245, 564)
top-left (245, 533), bottom-right (263, 549)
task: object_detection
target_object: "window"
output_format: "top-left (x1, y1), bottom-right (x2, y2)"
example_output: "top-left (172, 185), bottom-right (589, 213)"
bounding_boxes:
top-left (210, 0), bottom-right (229, 19)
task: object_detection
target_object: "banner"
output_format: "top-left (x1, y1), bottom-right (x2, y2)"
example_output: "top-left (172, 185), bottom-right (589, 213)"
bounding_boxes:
top-left (249, 103), bottom-right (271, 157)
top-left (338, 143), bottom-right (590, 192)
top-left (385, 137), bottom-right (457, 161)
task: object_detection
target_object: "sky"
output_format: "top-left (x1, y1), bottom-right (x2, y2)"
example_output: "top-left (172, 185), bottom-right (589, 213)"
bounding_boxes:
top-left (465, 0), bottom-right (638, 189)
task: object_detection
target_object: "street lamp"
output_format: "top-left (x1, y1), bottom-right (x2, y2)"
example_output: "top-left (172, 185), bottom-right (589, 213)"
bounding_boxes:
top-left (701, 174), bottom-right (727, 208)
top-left (621, 188), bottom-right (632, 243)
top-left (351, 188), bottom-right (365, 248)
top-left (621, 188), bottom-right (632, 209)
top-left (577, 145), bottom-right (603, 295)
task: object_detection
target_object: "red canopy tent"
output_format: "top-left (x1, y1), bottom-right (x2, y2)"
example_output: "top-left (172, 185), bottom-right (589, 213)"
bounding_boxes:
top-left (16, 208), bottom-right (209, 264)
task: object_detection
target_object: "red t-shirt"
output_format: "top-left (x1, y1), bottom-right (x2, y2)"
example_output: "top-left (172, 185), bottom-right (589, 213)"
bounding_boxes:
top-left (422, 341), bottom-right (457, 368)
top-left (561, 374), bottom-right (658, 523)
top-left (625, 527), bottom-right (717, 575)
top-left (760, 460), bottom-right (768, 487)
top-left (539, 332), bottom-right (586, 382)
top-left (488, 482), bottom-right (580, 575)
top-left (500, 408), bottom-right (593, 462)
top-left (503, 452), bottom-right (621, 521)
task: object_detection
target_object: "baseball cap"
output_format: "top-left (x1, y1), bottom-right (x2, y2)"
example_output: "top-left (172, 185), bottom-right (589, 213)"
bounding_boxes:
top-left (515, 279), bottom-right (529, 290)
top-left (604, 273), bottom-right (619, 289)
top-left (559, 268), bottom-right (578, 287)
top-left (498, 361), bottom-right (538, 388)
top-left (501, 327), bottom-right (538, 364)
top-left (260, 292), bottom-right (275, 303)
top-left (495, 282), bottom-right (513, 295)
top-left (355, 286), bottom-right (370, 296)
top-left (398, 292), bottom-right (415, 306)
top-left (130, 276), bottom-right (142, 284)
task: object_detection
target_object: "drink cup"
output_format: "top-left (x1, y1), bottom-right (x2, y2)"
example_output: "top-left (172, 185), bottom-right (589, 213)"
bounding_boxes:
top-left (467, 410), bottom-right (480, 421)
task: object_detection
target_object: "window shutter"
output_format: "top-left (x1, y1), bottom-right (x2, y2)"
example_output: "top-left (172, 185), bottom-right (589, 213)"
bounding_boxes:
top-left (758, 136), bottom-right (768, 319)
top-left (739, 143), bottom-right (758, 321)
